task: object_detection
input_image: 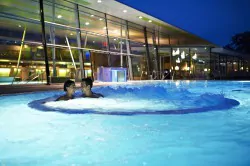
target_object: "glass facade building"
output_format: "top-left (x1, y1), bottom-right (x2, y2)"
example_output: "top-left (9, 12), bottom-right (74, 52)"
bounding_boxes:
top-left (0, 0), bottom-right (249, 84)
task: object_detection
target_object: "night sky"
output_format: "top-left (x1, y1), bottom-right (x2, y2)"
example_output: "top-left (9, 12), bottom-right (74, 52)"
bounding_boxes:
top-left (117, 0), bottom-right (250, 47)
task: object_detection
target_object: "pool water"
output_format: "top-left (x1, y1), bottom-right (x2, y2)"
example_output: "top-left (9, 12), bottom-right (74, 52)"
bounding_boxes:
top-left (0, 81), bottom-right (250, 166)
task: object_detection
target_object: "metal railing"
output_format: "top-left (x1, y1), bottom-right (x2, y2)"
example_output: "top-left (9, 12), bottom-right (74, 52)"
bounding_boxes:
top-left (140, 70), bottom-right (171, 80)
top-left (25, 71), bottom-right (45, 84)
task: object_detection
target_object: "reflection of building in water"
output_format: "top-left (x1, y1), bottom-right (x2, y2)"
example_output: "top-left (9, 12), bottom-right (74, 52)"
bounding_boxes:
top-left (0, 0), bottom-right (249, 84)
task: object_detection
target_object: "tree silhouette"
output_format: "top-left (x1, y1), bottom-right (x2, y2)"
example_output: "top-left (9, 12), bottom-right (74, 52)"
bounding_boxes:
top-left (224, 31), bottom-right (250, 54)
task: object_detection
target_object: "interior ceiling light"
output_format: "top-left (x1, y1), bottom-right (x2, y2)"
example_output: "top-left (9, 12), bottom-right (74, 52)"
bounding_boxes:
top-left (181, 51), bottom-right (185, 59)
top-left (176, 57), bottom-right (181, 63)
top-left (18, 25), bottom-right (22, 27)
top-left (91, 15), bottom-right (94, 17)
top-left (97, 0), bottom-right (102, 3)
top-left (123, 10), bottom-right (127, 13)
top-left (139, 16), bottom-right (143, 19)
top-left (192, 53), bottom-right (197, 60)
top-left (172, 48), bottom-right (180, 56)
top-left (85, 22), bottom-right (90, 25)
top-left (57, 15), bottom-right (62, 18)
top-left (148, 20), bottom-right (152, 23)
top-left (99, 18), bottom-right (103, 21)
top-left (70, 33), bottom-right (73, 36)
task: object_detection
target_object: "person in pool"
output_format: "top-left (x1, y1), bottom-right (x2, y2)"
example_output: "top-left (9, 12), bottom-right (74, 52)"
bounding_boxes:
top-left (81, 78), bottom-right (104, 98)
top-left (56, 79), bottom-right (76, 101)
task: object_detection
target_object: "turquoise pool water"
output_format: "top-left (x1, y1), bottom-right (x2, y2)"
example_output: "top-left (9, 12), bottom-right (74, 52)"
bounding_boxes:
top-left (0, 81), bottom-right (250, 166)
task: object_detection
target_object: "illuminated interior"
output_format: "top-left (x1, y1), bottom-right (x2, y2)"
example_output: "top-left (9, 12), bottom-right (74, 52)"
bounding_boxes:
top-left (0, 0), bottom-right (248, 83)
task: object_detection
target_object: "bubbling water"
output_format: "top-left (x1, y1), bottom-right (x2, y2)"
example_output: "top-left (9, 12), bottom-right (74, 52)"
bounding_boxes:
top-left (28, 84), bottom-right (240, 115)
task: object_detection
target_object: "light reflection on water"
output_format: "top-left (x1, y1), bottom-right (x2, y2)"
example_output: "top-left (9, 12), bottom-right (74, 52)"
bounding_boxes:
top-left (0, 81), bottom-right (250, 166)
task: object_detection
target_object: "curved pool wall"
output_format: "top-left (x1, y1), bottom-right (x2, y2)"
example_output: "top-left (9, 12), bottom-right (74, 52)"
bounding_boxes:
top-left (28, 82), bottom-right (240, 115)
top-left (0, 81), bottom-right (250, 166)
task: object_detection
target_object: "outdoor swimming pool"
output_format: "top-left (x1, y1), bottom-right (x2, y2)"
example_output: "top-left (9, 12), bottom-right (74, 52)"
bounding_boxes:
top-left (0, 81), bottom-right (250, 166)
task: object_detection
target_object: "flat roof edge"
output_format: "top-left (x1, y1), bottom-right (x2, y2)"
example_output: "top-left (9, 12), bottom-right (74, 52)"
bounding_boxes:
top-left (211, 48), bottom-right (250, 58)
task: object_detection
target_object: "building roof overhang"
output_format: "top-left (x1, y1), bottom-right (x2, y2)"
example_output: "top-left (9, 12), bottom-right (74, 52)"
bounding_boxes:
top-left (67, 0), bottom-right (215, 46)
top-left (211, 48), bottom-right (250, 59)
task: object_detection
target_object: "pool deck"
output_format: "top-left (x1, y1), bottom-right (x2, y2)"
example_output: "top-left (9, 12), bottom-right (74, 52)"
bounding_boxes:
top-left (0, 81), bottom-right (146, 95)
top-left (0, 82), bottom-right (109, 95)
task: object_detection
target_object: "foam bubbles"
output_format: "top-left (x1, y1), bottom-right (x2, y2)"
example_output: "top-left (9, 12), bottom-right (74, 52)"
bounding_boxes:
top-left (30, 83), bottom-right (239, 115)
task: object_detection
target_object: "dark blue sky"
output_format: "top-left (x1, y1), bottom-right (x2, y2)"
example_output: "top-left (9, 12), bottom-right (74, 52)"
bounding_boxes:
top-left (117, 0), bottom-right (250, 46)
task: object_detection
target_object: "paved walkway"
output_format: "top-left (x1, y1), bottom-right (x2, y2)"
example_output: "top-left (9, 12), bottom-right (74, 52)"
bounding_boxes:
top-left (0, 83), bottom-right (67, 95)
top-left (0, 81), bottom-right (142, 95)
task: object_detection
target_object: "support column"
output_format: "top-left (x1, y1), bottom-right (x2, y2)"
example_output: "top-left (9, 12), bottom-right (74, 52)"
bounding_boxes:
top-left (188, 48), bottom-right (191, 68)
top-left (104, 13), bottom-right (111, 66)
top-left (225, 55), bottom-right (228, 77)
top-left (39, 0), bottom-right (50, 85)
top-left (188, 48), bottom-right (191, 78)
top-left (144, 27), bottom-right (151, 79)
top-left (243, 60), bottom-right (245, 72)
top-left (218, 55), bottom-right (221, 77)
top-left (191, 49), bottom-right (195, 76)
top-left (83, 32), bottom-right (88, 47)
top-left (120, 24), bottom-right (123, 67)
top-left (232, 56), bottom-right (234, 71)
top-left (168, 35), bottom-right (171, 45)
top-left (50, 0), bottom-right (56, 77)
top-left (237, 57), bottom-right (240, 72)
top-left (74, 4), bottom-right (85, 79)
top-left (50, 27), bottom-right (56, 77)
top-left (89, 51), bottom-right (94, 81)
top-left (152, 31), bottom-right (159, 79)
top-left (158, 30), bottom-right (162, 74)
top-left (125, 20), bottom-right (133, 80)
top-left (170, 47), bottom-right (173, 71)
top-left (241, 58), bottom-right (243, 71)
top-left (209, 47), bottom-right (212, 79)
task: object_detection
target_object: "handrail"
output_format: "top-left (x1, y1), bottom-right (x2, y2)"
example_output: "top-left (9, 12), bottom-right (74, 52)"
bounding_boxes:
top-left (22, 72), bottom-right (38, 82)
top-left (140, 70), bottom-right (171, 80)
top-left (65, 35), bottom-right (77, 71)
top-left (11, 26), bottom-right (26, 85)
top-left (162, 71), bottom-right (170, 80)
top-left (25, 71), bottom-right (45, 84)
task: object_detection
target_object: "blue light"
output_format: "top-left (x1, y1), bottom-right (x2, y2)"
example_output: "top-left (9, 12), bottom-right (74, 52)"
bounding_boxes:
top-left (85, 51), bottom-right (90, 61)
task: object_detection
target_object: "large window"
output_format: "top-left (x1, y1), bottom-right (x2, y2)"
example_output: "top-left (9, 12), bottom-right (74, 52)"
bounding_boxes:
top-left (78, 6), bottom-right (106, 35)
top-left (2, 0), bottom-right (248, 83)
top-left (190, 47), bottom-right (210, 79)
top-left (128, 23), bottom-right (145, 43)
